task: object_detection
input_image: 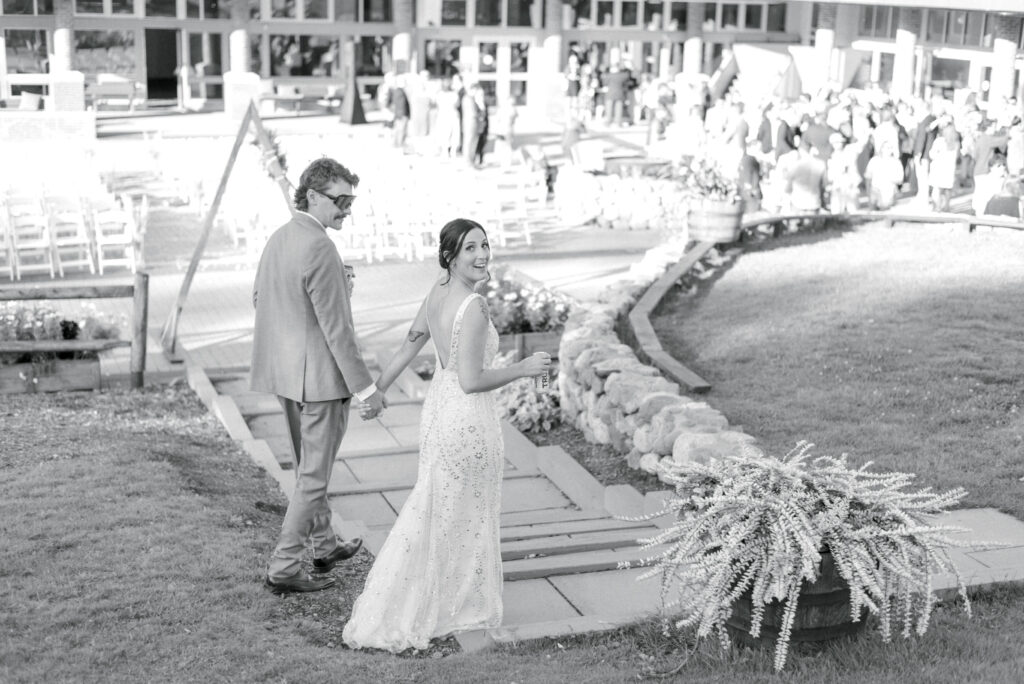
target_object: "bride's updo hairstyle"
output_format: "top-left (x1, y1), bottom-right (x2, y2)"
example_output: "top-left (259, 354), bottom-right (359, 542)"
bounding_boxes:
top-left (438, 218), bottom-right (487, 284)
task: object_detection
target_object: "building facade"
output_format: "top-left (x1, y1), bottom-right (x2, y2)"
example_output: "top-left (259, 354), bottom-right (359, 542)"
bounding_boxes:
top-left (1, 1), bottom-right (1022, 111)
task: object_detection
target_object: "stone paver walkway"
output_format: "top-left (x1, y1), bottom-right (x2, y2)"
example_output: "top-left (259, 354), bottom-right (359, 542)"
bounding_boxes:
top-left (199, 363), bottom-right (1024, 652)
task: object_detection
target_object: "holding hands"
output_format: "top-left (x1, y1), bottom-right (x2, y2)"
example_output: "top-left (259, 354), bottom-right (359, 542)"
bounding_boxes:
top-left (358, 389), bottom-right (387, 421)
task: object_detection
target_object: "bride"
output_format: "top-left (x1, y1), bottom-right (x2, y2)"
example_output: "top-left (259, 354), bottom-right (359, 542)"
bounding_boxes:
top-left (342, 218), bottom-right (551, 652)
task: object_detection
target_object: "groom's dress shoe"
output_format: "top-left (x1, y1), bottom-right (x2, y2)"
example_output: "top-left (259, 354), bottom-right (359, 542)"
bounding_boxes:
top-left (265, 572), bottom-right (336, 594)
top-left (312, 538), bottom-right (363, 573)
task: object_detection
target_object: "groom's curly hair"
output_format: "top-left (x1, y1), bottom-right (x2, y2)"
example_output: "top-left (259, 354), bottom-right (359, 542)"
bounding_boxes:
top-left (293, 157), bottom-right (360, 212)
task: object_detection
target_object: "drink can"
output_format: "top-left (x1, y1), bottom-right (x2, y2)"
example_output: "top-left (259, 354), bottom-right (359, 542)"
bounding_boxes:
top-left (535, 369), bottom-right (549, 390)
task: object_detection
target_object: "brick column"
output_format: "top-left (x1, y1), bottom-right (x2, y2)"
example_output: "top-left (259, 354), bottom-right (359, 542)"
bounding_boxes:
top-left (990, 14), bottom-right (1022, 104)
top-left (52, 0), bottom-right (74, 73)
top-left (682, 3), bottom-right (704, 75)
top-left (892, 8), bottom-right (921, 98)
top-left (228, 0), bottom-right (251, 73)
top-left (393, 0), bottom-right (414, 73)
top-left (814, 2), bottom-right (837, 88)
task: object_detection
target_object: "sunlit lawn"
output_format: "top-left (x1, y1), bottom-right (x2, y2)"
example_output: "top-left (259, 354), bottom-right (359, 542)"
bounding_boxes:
top-left (653, 222), bottom-right (1024, 519)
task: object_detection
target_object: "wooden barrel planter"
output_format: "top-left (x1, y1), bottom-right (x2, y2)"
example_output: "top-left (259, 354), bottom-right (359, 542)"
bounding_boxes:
top-left (497, 331), bottom-right (562, 361)
top-left (687, 199), bottom-right (745, 243)
top-left (0, 358), bottom-right (102, 394)
top-left (726, 549), bottom-right (867, 647)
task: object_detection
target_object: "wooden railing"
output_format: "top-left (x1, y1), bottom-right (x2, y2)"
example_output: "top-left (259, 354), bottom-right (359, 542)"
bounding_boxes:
top-left (0, 273), bottom-right (149, 389)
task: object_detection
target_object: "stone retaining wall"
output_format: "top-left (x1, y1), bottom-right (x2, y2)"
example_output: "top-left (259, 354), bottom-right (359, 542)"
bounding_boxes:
top-left (557, 237), bottom-right (761, 479)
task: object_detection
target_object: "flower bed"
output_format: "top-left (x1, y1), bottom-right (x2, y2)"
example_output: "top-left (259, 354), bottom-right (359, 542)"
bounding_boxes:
top-left (555, 168), bottom-right (689, 232)
top-left (483, 265), bottom-right (573, 336)
top-left (0, 303), bottom-right (123, 393)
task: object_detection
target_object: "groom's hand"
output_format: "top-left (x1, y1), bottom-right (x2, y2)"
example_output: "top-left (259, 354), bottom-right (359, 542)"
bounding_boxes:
top-left (359, 389), bottom-right (386, 420)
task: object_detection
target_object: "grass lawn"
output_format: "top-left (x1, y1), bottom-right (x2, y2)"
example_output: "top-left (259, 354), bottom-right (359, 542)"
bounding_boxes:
top-left (4, 324), bottom-right (1024, 679)
top-left (651, 222), bottom-right (1024, 519)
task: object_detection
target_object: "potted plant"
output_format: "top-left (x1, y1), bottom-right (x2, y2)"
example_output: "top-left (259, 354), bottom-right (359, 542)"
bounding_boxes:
top-left (0, 303), bottom-right (123, 393)
top-left (677, 158), bottom-right (745, 243)
top-left (637, 442), bottom-right (972, 672)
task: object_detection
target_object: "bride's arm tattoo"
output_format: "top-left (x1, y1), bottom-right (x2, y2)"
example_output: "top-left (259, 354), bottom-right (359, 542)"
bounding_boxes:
top-left (475, 298), bottom-right (490, 321)
top-left (407, 330), bottom-right (426, 343)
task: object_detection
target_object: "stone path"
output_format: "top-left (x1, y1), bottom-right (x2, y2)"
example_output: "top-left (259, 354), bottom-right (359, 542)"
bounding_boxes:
top-left (206, 365), bottom-right (672, 649)
top-left (196, 361), bottom-right (1024, 652)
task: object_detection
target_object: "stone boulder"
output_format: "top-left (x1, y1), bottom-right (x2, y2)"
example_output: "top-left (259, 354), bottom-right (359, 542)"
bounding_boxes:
top-left (638, 452), bottom-right (664, 475)
top-left (635, 392), bottom-right (693, 424)
top-left (603, 372), bottom-right (681, 415)
top-left (671, 431), bottom-right (760, 465)
top-left (633, 403), bottom-right (730, 455)
top-left (573, 344), bottom-right (637, 389)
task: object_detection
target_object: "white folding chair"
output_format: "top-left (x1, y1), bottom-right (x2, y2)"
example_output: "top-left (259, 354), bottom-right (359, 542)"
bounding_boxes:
top-left (50, 209), bottom-right (95, 276)
top-left (92, 207), bottom-right (137, 274)
top-left (0, 222), bottom-right (16, 281)
top-left (10, 214), bottom-right (55, 279)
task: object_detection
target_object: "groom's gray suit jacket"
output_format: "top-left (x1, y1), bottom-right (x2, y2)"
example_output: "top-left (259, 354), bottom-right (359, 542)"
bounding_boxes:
top-left (250, 212), bottom-right (372, 402)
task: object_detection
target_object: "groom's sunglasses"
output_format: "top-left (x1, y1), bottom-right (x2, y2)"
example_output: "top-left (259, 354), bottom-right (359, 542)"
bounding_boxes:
top-left (318, 189), bottom-right (356, 211)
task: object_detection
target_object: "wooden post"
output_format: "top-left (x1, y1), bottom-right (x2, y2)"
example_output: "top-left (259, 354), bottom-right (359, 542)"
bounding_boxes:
top-left (514, 333), bottom-right (526, 361)
top-left (131, 272), bottom-right (149, 389)
top-left (159, 102), bottom-right (292, 361)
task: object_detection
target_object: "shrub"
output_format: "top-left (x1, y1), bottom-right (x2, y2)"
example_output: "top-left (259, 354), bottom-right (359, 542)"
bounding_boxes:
top-left (483, 266), bottom-right (573, 335)
top-left (492, 351), bottom-right (561, 433)
top-left (0, 303), bottom-right (123, 366)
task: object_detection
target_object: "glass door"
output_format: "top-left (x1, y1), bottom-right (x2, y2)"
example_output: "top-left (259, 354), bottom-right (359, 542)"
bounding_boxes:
top-left (475, 38), bottom-right (532, 108)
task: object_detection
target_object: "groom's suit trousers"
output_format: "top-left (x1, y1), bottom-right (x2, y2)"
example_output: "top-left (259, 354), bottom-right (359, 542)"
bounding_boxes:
top-left (267, 396), bottom-right (350, 580)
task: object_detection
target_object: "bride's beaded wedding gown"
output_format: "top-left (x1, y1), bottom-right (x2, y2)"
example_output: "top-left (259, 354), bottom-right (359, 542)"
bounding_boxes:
top-left (342, 293), bottom-right (504, 652)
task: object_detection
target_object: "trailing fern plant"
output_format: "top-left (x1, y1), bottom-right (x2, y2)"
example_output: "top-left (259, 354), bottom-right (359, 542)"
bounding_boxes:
top-left (630, 442), bottom-right (976, 672)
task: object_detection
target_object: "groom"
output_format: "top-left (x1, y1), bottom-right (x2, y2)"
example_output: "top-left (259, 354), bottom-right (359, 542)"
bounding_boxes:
top-left (252, 157), bottom-right (386, 594)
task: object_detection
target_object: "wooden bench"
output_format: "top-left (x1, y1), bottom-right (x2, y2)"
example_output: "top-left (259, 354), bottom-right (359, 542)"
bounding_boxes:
top-left (0, 275), bottom-right (150, 389)
top-left (88, 78), bottom-right (139, 112)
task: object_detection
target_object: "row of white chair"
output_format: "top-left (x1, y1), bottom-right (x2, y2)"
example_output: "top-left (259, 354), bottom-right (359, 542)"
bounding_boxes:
top-left (0, 191), bottom-right (144, 280)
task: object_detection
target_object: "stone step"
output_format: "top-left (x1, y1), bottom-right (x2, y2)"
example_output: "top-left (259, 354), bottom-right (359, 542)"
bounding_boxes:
top-left (328, 466), bottom-right (543, 496)
top-left (500, 517), bottom-right (659, 542)
top-left (500, 527), bottom-right (660, 562)
top-left (502, 545), bottom-right (664, 581)
top-left (499, 508), bottom-right (611, 528)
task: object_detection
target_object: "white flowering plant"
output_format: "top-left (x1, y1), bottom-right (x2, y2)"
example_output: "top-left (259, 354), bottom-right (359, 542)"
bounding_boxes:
top-left (483, 267), bottom-right (573, 335)
top-left (634, 442), bottom-right (973, 672)
top-left (0, 303), bottom-right (123, 366)
top-left (674, 158), bottom-right (742, 203)
top-left (491, 351), bottom-right (561, 433)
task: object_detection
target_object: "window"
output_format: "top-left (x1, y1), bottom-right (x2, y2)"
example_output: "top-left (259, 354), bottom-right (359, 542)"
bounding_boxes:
top-left (478, 42), bottom-right (497, 73)
top-left (475, 0), bottom-right (499, 26)
top-left (74, 30), bottom-right (135, 75)
top-left (441, 0), bottom-right (465, 25)
top-left (766, 2), bottom-right (785, 32)
top-left (271, 0), bottom-right (295, 18)
top-left (334, 0), bottom-right (356, 21)
top-left (926, 10), bottom-right (945, 43)
top-left (145, 0), bottom-right (175, 15)
top-left (507, 0), bottom-right (532, 27)
top-left (4, 29), bottom-right (47, 73)
top-left (598, 1), bottom-right (613, 26)
top-left (363, 0), bottom-right (390, 21)
top-left (703, 3), bottom-right (716, 30)
top-left (77, 0), bottom-right (103, 12)
top-left (644, 0), bottom-right (662, 30)
top-left (744, 4), bottom-right (761, 30)
top-left (571, 0), bottom-right (590, 27)
top-left (859, 5), bottom-right (895, 39)
top-left (305, 0), bottom-right (327, 19)
top-left (510, 42), bottom-right (528, 73)
top-left (269, 35), bottom-right (339, 76)
top-left (964, 12), bottom-right (992, 48)
top-left (668, 2), bottom-right (686, 30)
top-left (2, 0), bottom-right (32, 13)
top-left (112, 0), bottom-right (132, 12)
top-left (721, 4), bottom-right (738, 30)
top-left (621, 1), bottom-right (638, 26)
top-left (355, 35), bottom-right (391, 76)
top-left (510, 80), bottom-right (527, 106)
top-left (425, 39), bottom-right (460, 77)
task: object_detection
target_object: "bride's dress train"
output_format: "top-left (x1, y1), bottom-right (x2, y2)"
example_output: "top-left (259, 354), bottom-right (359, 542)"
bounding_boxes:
top-left (342, 294), bottom-right (504, 652)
